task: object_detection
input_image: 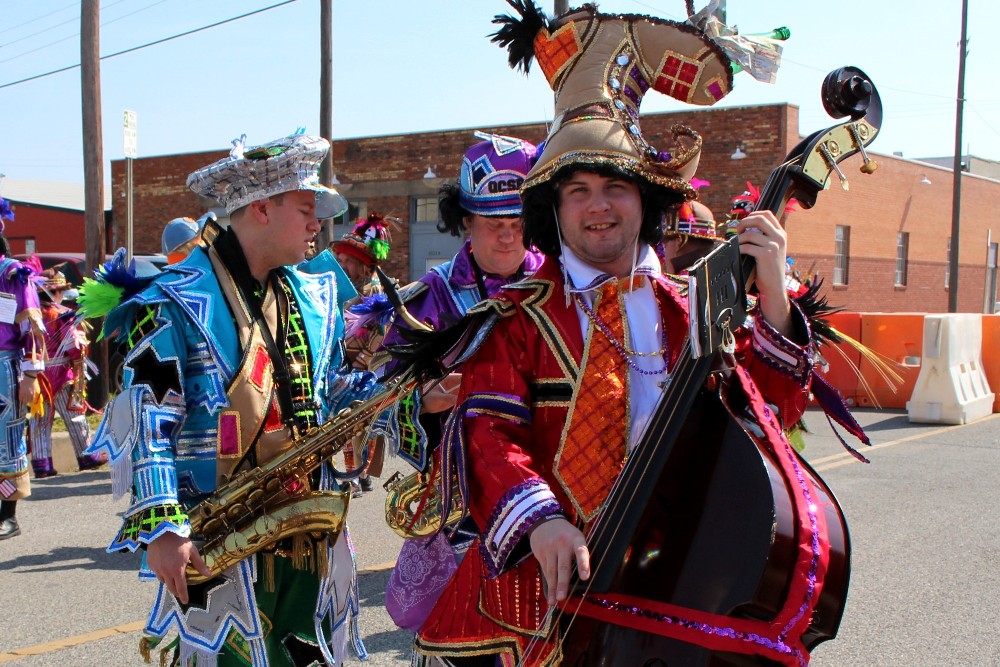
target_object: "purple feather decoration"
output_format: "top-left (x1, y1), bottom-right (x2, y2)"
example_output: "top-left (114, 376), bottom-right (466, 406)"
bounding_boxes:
top-left (345, 293), bottom-right (395, 336)
top-left (10, 263), bottom-right (34, 286)
top-left (0, 197), bottom-right (14, 222)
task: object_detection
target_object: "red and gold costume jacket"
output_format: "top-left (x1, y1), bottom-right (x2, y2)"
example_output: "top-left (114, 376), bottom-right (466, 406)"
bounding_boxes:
top-left (416, 258), bottom-right (818, 665)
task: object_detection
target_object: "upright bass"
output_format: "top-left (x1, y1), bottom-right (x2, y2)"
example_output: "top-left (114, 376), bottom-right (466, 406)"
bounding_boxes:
top-left (553, 67), bottom-right (882, 666)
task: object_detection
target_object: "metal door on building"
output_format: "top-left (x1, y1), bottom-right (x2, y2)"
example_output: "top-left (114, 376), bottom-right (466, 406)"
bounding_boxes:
top-left (409, 196), bottom-right (463, 282)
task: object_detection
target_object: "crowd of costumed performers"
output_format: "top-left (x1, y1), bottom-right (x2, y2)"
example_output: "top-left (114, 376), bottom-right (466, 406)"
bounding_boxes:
top-left (22, 259), bottom-right (104, 479)
top-left (15, 1), bottom-right (897, 664)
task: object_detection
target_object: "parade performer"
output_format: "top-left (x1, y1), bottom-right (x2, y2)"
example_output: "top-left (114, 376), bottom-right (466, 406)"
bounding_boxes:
top-left (0, 198), bottom-right (45, 540)
top-left (26, 265), bottom-right (104, 478)
top-left (162, 213), bottom-right (216, 265)
top-left (81, 133), bottom-right (378, 666)
top-left (332, 213), bottom-right (395, 495)
top-left (405, 3), bottom-right (849, 665)
top-left (378, 132), bottom-right (542, 635)
top-left (661, 196), bottom-right (722, 273)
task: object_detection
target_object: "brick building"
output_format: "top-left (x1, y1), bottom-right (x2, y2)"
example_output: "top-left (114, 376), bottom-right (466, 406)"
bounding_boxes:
top-left (110, 103), bottom-right (1000, 314)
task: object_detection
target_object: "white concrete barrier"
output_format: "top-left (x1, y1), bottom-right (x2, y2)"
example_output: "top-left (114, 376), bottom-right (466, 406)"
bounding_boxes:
top-left (907, 314), bottom-right (995, 424)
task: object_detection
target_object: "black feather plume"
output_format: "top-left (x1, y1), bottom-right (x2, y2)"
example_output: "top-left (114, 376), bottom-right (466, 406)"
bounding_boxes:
top-left (490, 0), bottom-right (549, 74)
top-left (793, 277), bottom-right (844, 347)
top-left (385, 312), bottom-right (485, 385)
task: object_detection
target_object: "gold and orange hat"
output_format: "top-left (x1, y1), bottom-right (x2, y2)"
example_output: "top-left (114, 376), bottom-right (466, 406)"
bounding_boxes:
top-left (492, 2), bottom-right (735, 199)
top-left (492, 2), bottom-right (788, 201)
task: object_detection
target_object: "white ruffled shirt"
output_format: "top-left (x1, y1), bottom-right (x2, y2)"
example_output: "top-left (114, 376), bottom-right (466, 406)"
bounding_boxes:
top-left (562, 244), bottom-right (669, 450)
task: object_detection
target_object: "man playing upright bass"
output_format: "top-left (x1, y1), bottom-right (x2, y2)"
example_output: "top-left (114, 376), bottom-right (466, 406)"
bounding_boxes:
top-left (408, 3), bottom-right (842, 666)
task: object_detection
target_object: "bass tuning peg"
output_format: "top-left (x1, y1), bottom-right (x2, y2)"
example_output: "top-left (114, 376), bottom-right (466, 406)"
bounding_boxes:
top-left (848, 123), bottom-right (878, 174)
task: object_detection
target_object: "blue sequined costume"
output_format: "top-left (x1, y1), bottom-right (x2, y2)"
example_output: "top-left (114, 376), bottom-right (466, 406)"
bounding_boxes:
top-left (88, 244), bottom-right (377, 667)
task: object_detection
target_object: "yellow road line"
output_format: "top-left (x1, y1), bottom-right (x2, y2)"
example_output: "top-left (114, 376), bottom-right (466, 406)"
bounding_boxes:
top-left (811, 413), bottom-right (999, 472)
top-left (0, 621), bottom-right (145, 663)
top-left (0, 561), bottom-right (401, 663)
top-left (6, 416), bottom-right (994, 662)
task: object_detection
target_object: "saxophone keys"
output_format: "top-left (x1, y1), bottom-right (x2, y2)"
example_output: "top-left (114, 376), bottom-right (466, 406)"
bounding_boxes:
top-left (247, 489), bottom-right (265, 506)
top-left (227, 503), bottom-right (247, 520)
top-left (224, 530), bottom-right (250, 554)
top-left (254, 514), bottom-right (280, 537)
top-left (202, 517), bottom-right (223, 537)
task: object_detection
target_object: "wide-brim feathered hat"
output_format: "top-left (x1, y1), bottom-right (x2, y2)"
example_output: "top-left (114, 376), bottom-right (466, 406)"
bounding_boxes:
top-left (187, 133), bottom-right (348, 219)
top-left (670, 200), bottom-right (725, 240)
top-left (333, 213), bottom-right (395, 267)
top-left (40, 268), bottom-right (71, 294)
top-left (664, 177), bottom-right (725, 240)
top-left (492, 2), bottom-right (780, 200)
top-left (492, 2), bottom-right (732, 199)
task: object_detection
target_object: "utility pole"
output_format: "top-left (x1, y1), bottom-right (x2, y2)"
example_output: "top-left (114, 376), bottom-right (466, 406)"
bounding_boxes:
top-left (81, 0), bottom-right (108, 407)
top-left (318, 0), bottom-right (335, 250)
top-left (948, 0), bottom-right (969, 313)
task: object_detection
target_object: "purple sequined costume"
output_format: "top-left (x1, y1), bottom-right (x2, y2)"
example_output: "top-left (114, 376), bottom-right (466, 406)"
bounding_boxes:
top-left (0, 257), bottom-right (45, 501)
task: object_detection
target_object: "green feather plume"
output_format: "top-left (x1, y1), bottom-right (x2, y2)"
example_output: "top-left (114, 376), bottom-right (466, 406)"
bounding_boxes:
top-left (368, 238), bottom-right (390, 261)
top-left (76, 276), bottom-right (125, 328)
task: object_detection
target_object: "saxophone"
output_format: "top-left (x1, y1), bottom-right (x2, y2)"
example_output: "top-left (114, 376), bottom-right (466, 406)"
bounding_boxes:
top-left (383, 467), bottom-right (464, 538)
top-left (185, 374), bottom-right (415, 583)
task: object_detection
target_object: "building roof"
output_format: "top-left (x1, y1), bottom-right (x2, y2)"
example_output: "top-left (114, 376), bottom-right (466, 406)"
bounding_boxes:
top-left (914, 155), bottom-right (1000, 180)
top-left (0, 178), bottom-right (111, 211)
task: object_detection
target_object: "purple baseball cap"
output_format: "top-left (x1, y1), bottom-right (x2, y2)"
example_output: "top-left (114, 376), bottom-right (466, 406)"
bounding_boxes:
top-left (458, 132), bottom-right (537, 217)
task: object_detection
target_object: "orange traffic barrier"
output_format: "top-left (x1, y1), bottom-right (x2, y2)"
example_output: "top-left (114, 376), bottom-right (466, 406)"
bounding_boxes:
top-left (982, 314), bottom-right (1000, 413)
top-left (856, 313), bottom-right (925, 409)
top-left (810, 311), bottom-right (862, 407)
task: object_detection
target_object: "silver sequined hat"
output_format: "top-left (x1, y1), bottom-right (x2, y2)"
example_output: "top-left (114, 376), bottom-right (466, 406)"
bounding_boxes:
top-left (187, 133), bottom-right (348, 219)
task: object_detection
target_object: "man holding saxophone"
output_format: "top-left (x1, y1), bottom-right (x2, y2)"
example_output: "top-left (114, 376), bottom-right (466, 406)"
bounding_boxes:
top-left (83, 133), bottom-right (378, 667)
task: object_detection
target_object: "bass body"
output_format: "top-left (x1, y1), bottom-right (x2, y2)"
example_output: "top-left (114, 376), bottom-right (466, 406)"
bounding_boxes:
top-left (561, 379), bottom-right (850, 666)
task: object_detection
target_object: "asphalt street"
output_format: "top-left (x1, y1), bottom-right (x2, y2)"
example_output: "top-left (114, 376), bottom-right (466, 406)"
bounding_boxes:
top-left (1, 407), bottom-right (998, 666)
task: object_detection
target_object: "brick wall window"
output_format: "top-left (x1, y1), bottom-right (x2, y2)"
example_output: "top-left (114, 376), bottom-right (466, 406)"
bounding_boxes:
top-left (945, 237), bottom-right (951, 290)
top-left (834, 224), bottom-right (850, 285)
top-left (412, 196), bottom-right (438, 224)
top-left (894, 231), bottom-right (909, 287)
top-left (330, 200), bottom-right (367, 240)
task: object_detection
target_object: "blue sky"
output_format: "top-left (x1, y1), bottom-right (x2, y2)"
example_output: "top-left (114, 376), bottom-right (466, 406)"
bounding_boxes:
top-left (1, 0), bottom-right (997, 186)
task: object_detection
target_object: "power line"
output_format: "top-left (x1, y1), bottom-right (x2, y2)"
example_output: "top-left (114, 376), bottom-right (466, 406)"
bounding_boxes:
top-left (0, 1), bottom-right (78, 37)
top-left (968, 104), bottom-right (1000, 140)
top-left (0, 0), bottom-right (134, 55)
top-left (0, 0), bottom-right (300, 91)
top-left (0, 0), bottom-right (135, 51)
top-left (0, 1), bottom-right (155, 67)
